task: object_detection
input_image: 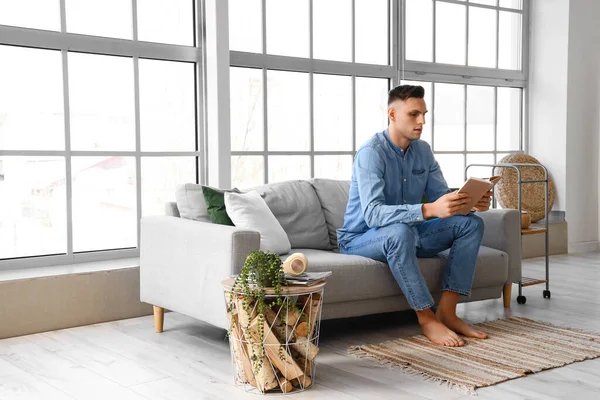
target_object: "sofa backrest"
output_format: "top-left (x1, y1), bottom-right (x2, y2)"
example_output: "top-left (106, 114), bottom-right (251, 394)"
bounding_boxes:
top-left (309, 178), bottom-right (350, 249)
top-left (172, 180), bottom-right (332, 250)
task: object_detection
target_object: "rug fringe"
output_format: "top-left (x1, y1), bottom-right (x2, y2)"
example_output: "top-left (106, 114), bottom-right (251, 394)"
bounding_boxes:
top-left (348, 346), bottom-right (478, 396)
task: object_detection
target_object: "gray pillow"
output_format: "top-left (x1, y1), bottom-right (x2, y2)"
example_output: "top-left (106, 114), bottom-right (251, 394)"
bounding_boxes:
top-left (309, 178), bottom-right (351, 249)
top-left (246, 180), bottom-right (331, 250)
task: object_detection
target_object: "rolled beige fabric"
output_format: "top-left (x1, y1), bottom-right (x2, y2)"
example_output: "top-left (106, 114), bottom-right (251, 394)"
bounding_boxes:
top-left (282, 253), bottom-right (308, 276)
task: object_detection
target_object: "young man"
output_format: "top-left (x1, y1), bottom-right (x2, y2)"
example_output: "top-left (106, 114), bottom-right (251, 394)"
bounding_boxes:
top-left (337, 85), bottom-right (492, 347)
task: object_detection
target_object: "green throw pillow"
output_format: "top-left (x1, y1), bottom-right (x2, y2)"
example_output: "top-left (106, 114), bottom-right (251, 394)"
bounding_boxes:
top-left (202, 186), bottom-right (240, 226)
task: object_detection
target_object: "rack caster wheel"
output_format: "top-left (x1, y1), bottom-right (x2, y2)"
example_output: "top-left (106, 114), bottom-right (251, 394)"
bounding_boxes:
top-left (543, 290), bottom-right (551, 299)
top-left (517, 295), bottom-right (526, 304)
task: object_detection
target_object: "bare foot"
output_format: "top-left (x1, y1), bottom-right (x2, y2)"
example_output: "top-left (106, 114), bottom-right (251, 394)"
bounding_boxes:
top-left (437, 314), bottom-right (488, 339)
top-left (421, 319), bottom-right (465, 347)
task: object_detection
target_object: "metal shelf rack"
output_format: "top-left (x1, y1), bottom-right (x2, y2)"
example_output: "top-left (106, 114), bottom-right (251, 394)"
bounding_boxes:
top-left (465, 162), bottom-right (551, 305)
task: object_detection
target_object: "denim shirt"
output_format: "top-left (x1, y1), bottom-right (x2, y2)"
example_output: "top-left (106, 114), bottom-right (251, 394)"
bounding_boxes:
top-left (337, 130), bottom-right (451, 247)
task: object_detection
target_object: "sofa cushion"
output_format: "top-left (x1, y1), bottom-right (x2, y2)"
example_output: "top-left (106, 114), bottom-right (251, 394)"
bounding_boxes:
top-left (280, 246), bottom-right (508, 303)
top-left (225, 190), bottom-right (291, 254)
top-left (247, 180), bottom-right (330, 250)
top-left (203, 186), bottom-right (242, 225)
top-left (175, 183), bottom-right (210, 221)
top-left (175, 183), bottom-right (240, 224)
top-left (309, 178), bottom-right (350, 249)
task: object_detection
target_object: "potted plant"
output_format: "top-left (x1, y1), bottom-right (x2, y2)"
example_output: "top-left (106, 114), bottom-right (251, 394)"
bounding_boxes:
top-left (224, 250), bottom-right (319, 393)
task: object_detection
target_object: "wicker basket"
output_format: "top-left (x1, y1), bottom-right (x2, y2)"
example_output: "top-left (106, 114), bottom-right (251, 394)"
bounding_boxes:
top-left (494, 153), bottom-right (556, 222)
top-left (222, 278), bottom-right (324, 395)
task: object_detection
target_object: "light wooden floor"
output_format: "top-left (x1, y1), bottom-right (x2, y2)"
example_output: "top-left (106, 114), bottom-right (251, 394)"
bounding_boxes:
top-left (2, 252), bottom-right (600, 400)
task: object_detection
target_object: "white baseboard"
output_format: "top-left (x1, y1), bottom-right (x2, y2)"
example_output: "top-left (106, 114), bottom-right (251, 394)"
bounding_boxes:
top-left (568, 241), bottom-right (600, 254)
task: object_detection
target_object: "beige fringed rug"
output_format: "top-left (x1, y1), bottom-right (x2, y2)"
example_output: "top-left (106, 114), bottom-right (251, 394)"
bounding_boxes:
top-left (348, 317), bottom-right (600, 395)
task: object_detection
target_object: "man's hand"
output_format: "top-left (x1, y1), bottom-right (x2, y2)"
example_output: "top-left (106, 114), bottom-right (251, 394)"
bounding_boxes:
top-left (472, 190), bottom-right (492, 212)
top-left (422, 191), bottom-right (471, 219)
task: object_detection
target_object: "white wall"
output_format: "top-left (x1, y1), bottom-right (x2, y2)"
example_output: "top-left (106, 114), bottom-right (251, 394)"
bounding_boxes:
top-left (529, 0), bottom-right (600, 253)
top-left (528, 0), bottom-right (570, 212)
top-left (565, 0), bottom-right (600, 252)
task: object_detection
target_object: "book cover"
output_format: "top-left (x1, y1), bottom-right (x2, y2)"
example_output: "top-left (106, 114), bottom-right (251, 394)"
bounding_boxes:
top-left (455, 175), bottom-right (501, 215)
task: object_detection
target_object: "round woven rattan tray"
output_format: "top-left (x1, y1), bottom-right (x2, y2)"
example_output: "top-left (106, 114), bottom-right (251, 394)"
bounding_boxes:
top-left (493, 153), bottom-right (555, 222)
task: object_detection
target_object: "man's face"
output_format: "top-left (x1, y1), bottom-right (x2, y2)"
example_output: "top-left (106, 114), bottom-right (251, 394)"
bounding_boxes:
top-left (389, 97), bottom-right (428, 141)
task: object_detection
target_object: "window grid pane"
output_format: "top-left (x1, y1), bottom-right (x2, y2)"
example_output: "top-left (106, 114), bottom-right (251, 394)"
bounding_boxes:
top-left (356, 77), bottom-right (389, 149)
top-left (229, 0), bottom-right (262, 53)
top-left (72, 156), bottom-right (137, 252)
top-left (139, 59), bottom-right (196, 152)
top-left (65, 0), bottom-right (132, 40)
top-left (232, 156), bottom-right (265, 189)
top-left (468, 7), bottom-right (497, 68)
top-left (313, 0), bottom-right (352, 62)
top-left (230, 67), bottom-right (264, 152)
top-left (313, 74), bottom-right (353, 151)
top-left (435, 2), bottom-right (466, 65)
top-left (355, 0), bottom-right (388, 65)
top-left (0, 156), bottom-right (67, 259)
top-left (268, 155), bottom-right (311, 183)
top-left (0, 0), bottom-right (60, 31)
top-left (266, 0), bottom-right (309, 57)
top-left (141, 157), bottom-right (196, 217)
top-left (137, 0), bottom-right (195, 46)
top-left (0, 46), bottom-right (64, 151)
top-left (466, 85), bottom-right (495, 151)
top-left (406, 0), bottom-right (433, 62)
top-left (267, 70), bottom-right (310, 151)
top-left (68, 53), bottom-right (135, 151)
top-left (314, 155), bottom-right (353, 180)
top-left (499, 11), bottom-right (522, 70)
top-left (434, 83), bottom-right (465, 151)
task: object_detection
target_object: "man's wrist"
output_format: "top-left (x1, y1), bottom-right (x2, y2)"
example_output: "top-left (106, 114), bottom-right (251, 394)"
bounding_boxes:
top-left (422, 203), bottom-right (435, 219)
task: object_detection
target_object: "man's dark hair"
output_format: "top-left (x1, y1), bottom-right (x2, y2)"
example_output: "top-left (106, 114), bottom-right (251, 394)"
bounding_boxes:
top-left (388, 85), bottom-right (425, 105)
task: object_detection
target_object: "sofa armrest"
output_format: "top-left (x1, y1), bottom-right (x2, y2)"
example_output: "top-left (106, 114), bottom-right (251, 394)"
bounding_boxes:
top-left (140, 216), bottom-right (260, 329)
top-left (477, 209), bottom-right (522, 284)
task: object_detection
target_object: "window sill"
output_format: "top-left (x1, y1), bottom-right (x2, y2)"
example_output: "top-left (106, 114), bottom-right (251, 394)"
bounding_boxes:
top-left (0, 257), bottom-right (140, 283)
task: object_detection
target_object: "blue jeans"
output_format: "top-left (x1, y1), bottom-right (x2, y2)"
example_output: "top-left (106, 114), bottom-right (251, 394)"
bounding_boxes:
top-left (339, 214), bottom-right (485, 311)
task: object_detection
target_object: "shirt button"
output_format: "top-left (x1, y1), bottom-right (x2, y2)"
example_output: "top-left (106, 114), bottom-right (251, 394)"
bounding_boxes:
top-left (403, 200), bottom-right (406, 204)
top-left (403, 178), bottom-right (407, 182)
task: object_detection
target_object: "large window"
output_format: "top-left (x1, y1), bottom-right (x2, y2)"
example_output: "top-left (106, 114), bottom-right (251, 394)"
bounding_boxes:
top-left (0, 1), bottom-right (202, 267)
top-left (229, 0), bottom-right (528, 188)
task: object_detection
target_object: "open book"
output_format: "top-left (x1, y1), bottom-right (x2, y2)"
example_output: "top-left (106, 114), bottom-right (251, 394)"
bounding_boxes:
top-left (455, 176), bottom-right (502, 215)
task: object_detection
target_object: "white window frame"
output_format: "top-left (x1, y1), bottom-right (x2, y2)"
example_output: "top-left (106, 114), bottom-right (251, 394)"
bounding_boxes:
top-left (400, 0), bottom-right (530, 160)
top-left (229, 0), bottom-right (530, 185)
top-left (0, 0), bottom-right (207, 270)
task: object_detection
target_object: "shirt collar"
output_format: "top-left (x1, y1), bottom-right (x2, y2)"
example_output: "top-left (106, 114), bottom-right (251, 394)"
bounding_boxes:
top-left (383, 129), bottom-right (412, 157)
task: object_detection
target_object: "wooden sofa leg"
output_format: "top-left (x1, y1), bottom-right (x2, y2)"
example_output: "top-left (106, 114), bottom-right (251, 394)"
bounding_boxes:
top-left (153, 306), bottom-right (165, 333)
top-left (503, 283), bottom-right (512, 308)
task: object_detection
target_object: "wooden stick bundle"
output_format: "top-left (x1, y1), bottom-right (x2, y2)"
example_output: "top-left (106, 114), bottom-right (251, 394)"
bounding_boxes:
top-left (228, 293), bottom-right (321, 393)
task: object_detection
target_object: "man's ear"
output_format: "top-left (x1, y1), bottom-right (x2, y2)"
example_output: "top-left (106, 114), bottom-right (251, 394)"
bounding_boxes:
top-left (388, 106), bottom-right (395, 122)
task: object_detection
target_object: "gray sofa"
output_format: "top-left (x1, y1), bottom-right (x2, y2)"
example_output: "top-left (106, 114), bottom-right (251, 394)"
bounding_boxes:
top-left (140, 178), bottom-right (521, 332)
